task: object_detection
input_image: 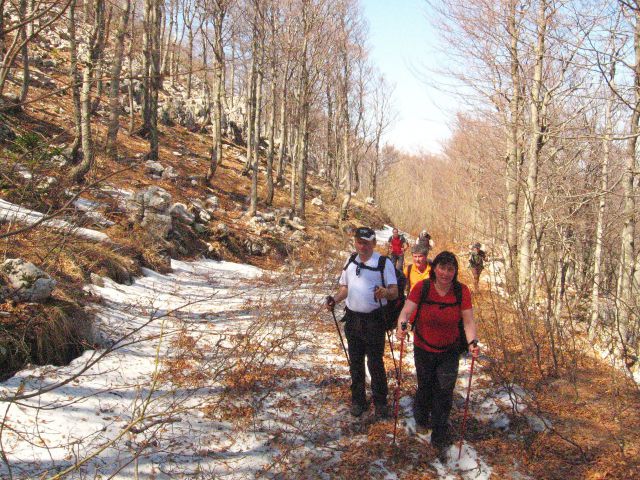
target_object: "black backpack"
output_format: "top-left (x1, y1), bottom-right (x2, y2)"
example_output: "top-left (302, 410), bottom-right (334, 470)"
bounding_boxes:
top-left (412, 279), bottom-right (468, 354)
top-left (343, 253), bottom-right (406, 331)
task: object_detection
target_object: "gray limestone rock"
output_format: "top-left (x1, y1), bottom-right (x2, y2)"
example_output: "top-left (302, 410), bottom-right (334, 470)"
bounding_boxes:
top-left (145, 161), bottom-right (165, 176)
top-left (0, 258), bottom-right (56, 302)
top-left (136, 186), bottom-right (172, 213)
top-left (161, 165), bottom-right (179, 180)
top-left (169, 203), bottom-right (195, 225)
top-left (205, 196), bottom-right (219, 211)
top-left (141, 212), bottom-right (172, 239)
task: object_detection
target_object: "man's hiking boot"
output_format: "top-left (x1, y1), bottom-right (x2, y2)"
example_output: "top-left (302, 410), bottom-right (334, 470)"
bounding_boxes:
top-left (431, 426), bottom-right (452, 458)
top-left (415, 421), bottom-right (430, 434)
top-left (350, 403), bottom-right (367, 417)
top-left (374, 404), bottom-right (389, 420)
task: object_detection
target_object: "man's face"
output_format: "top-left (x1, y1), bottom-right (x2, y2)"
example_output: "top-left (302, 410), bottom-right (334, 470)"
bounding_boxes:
top-left (392, 229), bottom-right (399, 237)
top-left (355, 237), bottom-right (375, 257)
top-left (412, 253), bottom-right (427, 270)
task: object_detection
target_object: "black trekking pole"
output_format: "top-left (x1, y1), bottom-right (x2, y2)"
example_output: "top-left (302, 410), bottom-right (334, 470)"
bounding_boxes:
top-left (379, 298), bottom-right (399, 377)
top-left (327, 298), bottom-right (349, 365)
top-left (392, 322), bottom-right (408, 445)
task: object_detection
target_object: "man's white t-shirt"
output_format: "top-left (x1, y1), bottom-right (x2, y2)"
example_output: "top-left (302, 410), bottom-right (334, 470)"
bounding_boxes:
top-left (339, 252), bottom-right (398, 314)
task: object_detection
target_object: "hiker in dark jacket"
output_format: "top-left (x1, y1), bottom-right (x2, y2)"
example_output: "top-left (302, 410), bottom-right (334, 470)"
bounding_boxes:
top-left (396, 251), bottom-right (479, 453)
top-left (468, 243), bottom-right (487, 291)
top-left (326, 226), bottom-right (398, 420)
top-left (387, 227), bottom-right (408, 270)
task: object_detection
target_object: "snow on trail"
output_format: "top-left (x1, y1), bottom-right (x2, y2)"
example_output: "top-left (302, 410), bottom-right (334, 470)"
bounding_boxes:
top-left (0, 259), bottom-right (300, 479)
top-left (0, 256), bottom-right (500, 479)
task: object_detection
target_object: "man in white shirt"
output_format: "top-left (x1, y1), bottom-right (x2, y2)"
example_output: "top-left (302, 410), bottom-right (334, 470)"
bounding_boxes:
top-left (326, 227), bottom-right (398, 419)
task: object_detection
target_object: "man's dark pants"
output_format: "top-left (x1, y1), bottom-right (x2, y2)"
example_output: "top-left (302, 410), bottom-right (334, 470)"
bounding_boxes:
top-left (413, 347), bottom-right (459, 442)
top-left (344, 308), bottom-right (388, 409)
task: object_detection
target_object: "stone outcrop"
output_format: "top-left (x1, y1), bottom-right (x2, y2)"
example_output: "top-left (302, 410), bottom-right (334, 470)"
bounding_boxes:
top-left (127, 186), bottom-right (173, 239)
top-left (0, 258), bottom-right (56, 302)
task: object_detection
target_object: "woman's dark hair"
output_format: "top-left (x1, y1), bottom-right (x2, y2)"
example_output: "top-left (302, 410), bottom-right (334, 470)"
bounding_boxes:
top-left (429, 251), bottom-right (459, 283)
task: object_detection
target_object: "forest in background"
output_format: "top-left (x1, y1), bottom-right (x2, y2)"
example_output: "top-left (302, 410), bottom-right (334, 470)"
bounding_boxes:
top-left (377, 0), bottom-right (640, 387)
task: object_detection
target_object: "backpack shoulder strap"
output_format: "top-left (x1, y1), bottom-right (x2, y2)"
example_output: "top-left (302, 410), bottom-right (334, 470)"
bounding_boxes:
top-left (343, 252), bottom-right (358, 270)
top-left (377, 255), bottom-right (387, 286)
top-left (453, 281), bottom-right (462, 306)
top-left (413, 279), bottom-right (430, 326)
top-left (420, 279), bottom-right (431, 306)
top-left (406, 264), bottom-right (413, 289)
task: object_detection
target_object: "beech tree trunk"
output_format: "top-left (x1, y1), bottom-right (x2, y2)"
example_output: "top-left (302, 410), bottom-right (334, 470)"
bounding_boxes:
top-left (105, 0), bottom-right (131, 159)
top-left (518, 0), bottom-right (548, 302)
top-left (617, 8), bottom-right (640, 342)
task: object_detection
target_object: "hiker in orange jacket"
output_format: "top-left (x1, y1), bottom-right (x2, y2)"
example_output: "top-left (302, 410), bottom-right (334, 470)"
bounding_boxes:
top-left (403, 243), bottom-right (431, 295)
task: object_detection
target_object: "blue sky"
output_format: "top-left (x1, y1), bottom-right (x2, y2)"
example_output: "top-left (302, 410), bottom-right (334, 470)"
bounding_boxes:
top-left (361, 0), bottom-right (454, 154)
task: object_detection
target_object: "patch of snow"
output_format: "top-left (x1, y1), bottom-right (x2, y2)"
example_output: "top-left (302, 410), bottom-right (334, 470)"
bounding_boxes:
top-left (0, 198), bottom-right (111, 242)
top-left (375, 225), bottom-right (412, 245)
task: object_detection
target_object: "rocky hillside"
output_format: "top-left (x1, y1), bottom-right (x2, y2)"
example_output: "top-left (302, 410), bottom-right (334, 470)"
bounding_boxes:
top-left (0, 20), bottom-right (390, 378)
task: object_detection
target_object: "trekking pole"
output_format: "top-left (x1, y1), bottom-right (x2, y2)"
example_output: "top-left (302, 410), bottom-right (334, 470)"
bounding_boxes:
top-left (386, 330), bottom-right (399, 377)
top-left (328, 301), bottom-right (350, 365)
top-left (379, 298), bottom-right (399, 377)
top-left (457, 354), bottom-right (476, 460)
top-left (392, 322), bottom-right (408, 445)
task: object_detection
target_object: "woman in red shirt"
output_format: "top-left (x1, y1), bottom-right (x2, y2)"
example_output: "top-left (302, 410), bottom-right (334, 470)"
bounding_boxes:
top-left (396, 251), bottom-right (480, 452)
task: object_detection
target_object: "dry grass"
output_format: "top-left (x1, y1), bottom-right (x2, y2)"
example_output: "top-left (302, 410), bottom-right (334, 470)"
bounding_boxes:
top-left (0, 299), bottom-right (91, 380)
top-left (465, 277), bottom-right (640, 480)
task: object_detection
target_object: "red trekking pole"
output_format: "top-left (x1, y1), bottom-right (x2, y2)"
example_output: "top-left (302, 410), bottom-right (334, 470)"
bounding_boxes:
top-left (392, 322), bottom-right (408, 445)
top-left (457, 354), bottom-right (476, 460)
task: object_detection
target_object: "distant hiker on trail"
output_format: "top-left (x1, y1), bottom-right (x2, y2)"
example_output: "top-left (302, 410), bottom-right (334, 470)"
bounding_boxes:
top-left (404, 244), bottom-right (431, 295)
top-left (396, 251), bottom-right (479, 455)
top-left (326, 226), bottom-right (398, 420)
top-left (387, 227), bottom-right (408, 270)
top-left (468, 243), bottom-right (487, 291)
top-left (416, 230), bottom-right (434, 255)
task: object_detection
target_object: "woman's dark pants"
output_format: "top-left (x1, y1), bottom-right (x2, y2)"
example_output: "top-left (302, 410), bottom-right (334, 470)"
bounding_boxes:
top-left (413, 346), bottom-right (459, 442)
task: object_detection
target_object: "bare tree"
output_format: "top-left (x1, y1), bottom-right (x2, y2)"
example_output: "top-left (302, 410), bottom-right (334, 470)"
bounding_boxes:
top-left (140, 0), bottom-right (162, 160)
top-left (69, 0), bottom-right (107, 183)
top-left (205, 0), bottom-right (230, 181)
top-left (367, 74), bottom-right (394, 200)
top-left (105, 0), bottom-right (132, 160)
top-left (616, 0), bottom-right (640, 354)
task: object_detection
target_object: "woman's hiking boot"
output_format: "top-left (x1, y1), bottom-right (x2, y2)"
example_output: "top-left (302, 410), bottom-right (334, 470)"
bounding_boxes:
top-left (414, 411), bottom-right (431, 432)
top-left (374, 403), bottom-right (389, 420)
